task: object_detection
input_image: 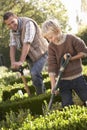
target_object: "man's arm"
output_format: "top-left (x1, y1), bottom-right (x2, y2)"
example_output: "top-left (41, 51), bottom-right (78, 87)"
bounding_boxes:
top-left (20, 21), bottom-right (36, 63)
top-left (10, 44), bottom-right (30, 68)
top-left (10, 46), bottom-right (16, 67)
top-left (12, 21), bottom-right (36, 68)
top-left (20, 43), bottom-right (30, 62)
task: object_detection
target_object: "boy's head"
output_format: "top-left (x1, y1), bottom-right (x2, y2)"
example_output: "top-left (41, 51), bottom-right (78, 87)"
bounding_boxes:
top-left (42, 18), bottom-right (62, 43)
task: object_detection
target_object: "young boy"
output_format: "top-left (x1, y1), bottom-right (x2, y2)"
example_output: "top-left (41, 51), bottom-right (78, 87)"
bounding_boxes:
top-left (42, 18), bottom-right (87, 107)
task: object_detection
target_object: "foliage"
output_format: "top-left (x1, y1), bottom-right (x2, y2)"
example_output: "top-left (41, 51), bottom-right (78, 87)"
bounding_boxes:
top-left (0, 66), bottom-right (87, 129)
top-left (0, 45), bottom-right (20, 67)
top-left (0, 0), bottom-right (87, 68)
top-left (76, 26), bottom-right (87, 65)
top-left (0, 0), bottom-right (68, 46)
top-left (77, 26), bottom-right (87, 45)
top-left (81, 0), bottom-right (87, 12)
top-left (0, 105), bottom-right (87, 130)
top-left (20, 105), bottom-right (87, 130)
top-left (0, 0), bottom-right (24, 46)
top-left (0, 0), bottom-right (69, 67)
top-left (0, 109), bottom-right (31, 129)
top-left (25, 0), bottom-right (69, 29)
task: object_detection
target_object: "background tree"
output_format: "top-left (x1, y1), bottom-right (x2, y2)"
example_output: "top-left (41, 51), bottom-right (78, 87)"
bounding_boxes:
top-left (0, 0), bottom-right (69, 67)
top-left (0, 0), bottom-right (68, 46)
top-left (81, 0), bottom-right (87, 12)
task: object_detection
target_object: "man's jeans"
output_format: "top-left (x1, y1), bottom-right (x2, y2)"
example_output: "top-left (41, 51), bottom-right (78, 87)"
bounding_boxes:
top-left (59, 76), bottom-right (87, 107)
top-left (27, 53), bottom-right (48, 95)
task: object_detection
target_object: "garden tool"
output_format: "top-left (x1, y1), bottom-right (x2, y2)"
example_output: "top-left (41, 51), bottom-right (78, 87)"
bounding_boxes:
top-left (12, 64), bottom-right (30, 96)
top-left (48, 53), bottom-right (71, 110)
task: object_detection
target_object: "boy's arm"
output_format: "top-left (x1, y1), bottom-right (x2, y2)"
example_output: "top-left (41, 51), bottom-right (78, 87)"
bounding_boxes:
top-left (70, 52), bottom-right (86, 61)
top-left (49, 73), bottom-right (56, 92)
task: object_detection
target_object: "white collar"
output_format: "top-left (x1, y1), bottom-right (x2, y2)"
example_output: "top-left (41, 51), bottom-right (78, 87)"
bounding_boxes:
top-left (53, 34), bottom-right (66, 45)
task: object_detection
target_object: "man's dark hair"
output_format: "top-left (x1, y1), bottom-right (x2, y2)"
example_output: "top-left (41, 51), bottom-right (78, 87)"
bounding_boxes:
top-left (3, 12), bottom-right (15, 21)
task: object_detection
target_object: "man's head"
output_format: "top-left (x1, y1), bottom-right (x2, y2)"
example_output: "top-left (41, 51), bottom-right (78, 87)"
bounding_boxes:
top-left (3, 12), bottom-right (18, 31)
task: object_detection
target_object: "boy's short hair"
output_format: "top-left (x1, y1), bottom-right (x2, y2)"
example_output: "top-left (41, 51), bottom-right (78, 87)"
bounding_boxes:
top-left (42, 18), bottom-right (61, 37)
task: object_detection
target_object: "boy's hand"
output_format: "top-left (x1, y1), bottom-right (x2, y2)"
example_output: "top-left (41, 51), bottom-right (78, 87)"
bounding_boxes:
top-left (51, 88), bottom-right (59, 96)
top-left (64, 53), bottom-right (71, 60)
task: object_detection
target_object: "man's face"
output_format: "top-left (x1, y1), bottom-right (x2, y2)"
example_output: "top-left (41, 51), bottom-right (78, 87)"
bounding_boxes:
top-left (4, 16), bottom-right (18, 31)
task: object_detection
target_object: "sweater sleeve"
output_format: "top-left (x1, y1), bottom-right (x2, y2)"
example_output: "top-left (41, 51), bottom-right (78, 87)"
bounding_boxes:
top-left (72, 35), bottom-right (87, 54)
top-left (48, 44), bottom-right (58, 76)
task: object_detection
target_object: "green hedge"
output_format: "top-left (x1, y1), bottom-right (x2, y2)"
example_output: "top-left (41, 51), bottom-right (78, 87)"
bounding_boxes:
top-left (2, 80), bottom-right (50, 101)
top-left (21, 105), bottom-right (87, 130)
top-left (0, 92), bottom-right (61, 121)
top-left (76, 26), bottom-right (87, 65)
top-left (0, 105), bottom-right (87, 130)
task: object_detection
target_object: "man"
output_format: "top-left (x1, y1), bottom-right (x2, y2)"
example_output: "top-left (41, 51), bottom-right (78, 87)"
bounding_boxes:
top-left (3, 12), bottom-right (48, 95)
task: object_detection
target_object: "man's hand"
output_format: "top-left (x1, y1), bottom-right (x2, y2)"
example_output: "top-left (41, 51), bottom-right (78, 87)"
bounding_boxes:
top-left (11, 61), bottom-right (23, 69)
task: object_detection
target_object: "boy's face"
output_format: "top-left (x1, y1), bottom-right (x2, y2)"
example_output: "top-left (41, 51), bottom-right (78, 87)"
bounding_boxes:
top-left (4, 16), bottom-right (18, 31)
top-left (45, 32), bottom-right (58, 44)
